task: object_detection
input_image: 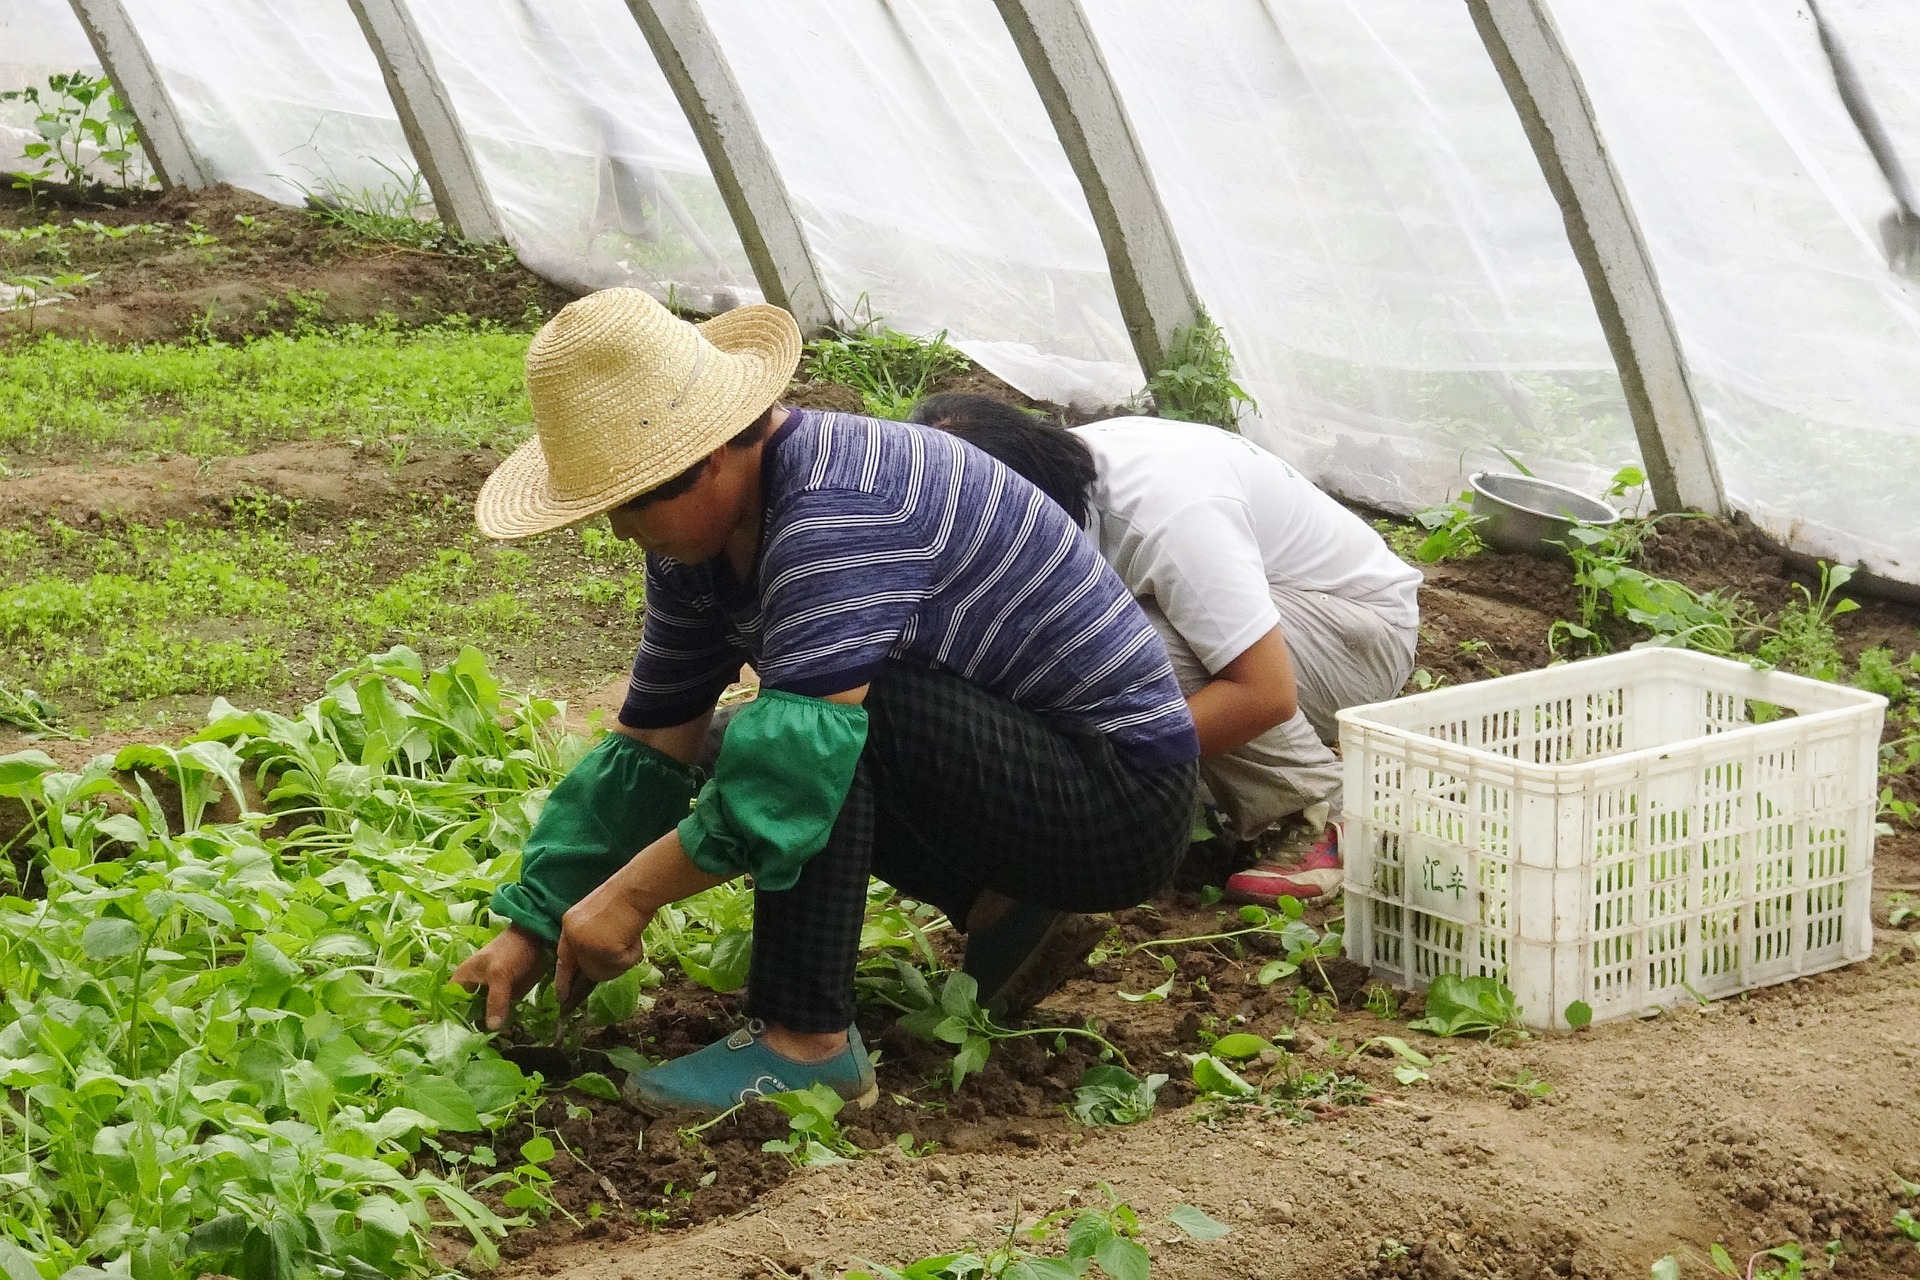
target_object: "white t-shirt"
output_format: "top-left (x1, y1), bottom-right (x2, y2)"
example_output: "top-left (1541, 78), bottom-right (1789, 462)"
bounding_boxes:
top-left (1075, 417), bottom-right (1422, 673)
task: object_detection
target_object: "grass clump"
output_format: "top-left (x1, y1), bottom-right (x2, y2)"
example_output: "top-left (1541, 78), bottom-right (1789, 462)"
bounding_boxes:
top-left (802, 324), bottom-right (969, 421)
top-left (1147, 309), bottom-right (1255, 429)
top-left (300, 163), bottom-right (510, 263)
top-left (0, 498), bottom-right (647, 718)
top-left (0, 319), bottom-right (532, 459)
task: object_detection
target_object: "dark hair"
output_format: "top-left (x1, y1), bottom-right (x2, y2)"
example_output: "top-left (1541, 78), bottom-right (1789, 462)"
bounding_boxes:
top-left (619, 404), bottom-right (776, 511)
top-left (910, 393), bottom-right (1096, 526)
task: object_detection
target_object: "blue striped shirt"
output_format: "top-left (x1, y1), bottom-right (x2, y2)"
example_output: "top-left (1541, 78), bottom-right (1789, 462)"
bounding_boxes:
top-left (619, 410), bottom-right (1198, 770)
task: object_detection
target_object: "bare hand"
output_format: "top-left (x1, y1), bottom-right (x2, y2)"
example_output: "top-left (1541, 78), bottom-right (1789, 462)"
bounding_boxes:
top-left (555, 876), bottom-right (657, 1006)
top-left (452, 924), bottom-right (547, 1031)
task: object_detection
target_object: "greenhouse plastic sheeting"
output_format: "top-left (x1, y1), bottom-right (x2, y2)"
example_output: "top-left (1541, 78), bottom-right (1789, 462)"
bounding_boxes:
top-left (405, 0), bottom-right (751, 310)
top-left (1081, 0), bottom-right (1640, 513)
top-left (696, 0), bottom-right (1143, 410)
top-left (1548, 0), bottom-right (1920, 584)
top-left (0, 0), bottom-right (116, 180)
top-left (120, 0), bottom-right (413, 208)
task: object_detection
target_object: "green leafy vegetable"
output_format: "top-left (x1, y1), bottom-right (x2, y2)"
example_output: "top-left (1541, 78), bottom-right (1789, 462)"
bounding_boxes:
top-left (1408, 974), bottom-right (1526, 1039)
top-left (1069, 1065), bottom-right (1166, 1127)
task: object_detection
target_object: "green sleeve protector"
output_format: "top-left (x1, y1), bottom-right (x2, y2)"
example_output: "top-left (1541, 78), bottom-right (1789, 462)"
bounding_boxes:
top-left (676, 690), bottom-right (869, 891)
top-left (491, 734), bottom-right (703, 944)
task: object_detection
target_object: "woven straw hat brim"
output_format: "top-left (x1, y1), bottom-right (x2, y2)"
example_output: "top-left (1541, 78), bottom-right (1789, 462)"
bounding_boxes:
top-left (475, 303), bottom-right (801, 540)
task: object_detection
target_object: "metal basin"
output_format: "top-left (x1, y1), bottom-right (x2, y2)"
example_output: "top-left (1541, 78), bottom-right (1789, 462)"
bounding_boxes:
top-left (1468, 472), bottom-right (1619, 557)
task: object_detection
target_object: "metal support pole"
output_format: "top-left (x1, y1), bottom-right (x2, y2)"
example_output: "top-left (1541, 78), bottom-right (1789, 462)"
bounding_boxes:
top-left (992, 0), bottom-right (1202, 378)
top-left (1466, 0), bottom-right (1726, 515)
top-left (622, 0), bottom-right (835, 332)
top-left (345, 0), bottom-right (506, 243)
top-left (64, 0), bottom-right (208, 190)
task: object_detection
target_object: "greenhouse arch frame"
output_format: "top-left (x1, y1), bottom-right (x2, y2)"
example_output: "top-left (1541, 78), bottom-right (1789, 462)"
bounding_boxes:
top-left (5, 0), bottom-right (1917, 587)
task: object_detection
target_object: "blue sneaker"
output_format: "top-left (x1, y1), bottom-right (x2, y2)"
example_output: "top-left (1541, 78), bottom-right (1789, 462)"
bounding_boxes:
top-left (624, 1019), bottom-right (878, 1117)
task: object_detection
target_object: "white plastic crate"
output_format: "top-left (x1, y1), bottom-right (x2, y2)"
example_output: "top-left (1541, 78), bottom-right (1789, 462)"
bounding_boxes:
top-left (1338, 648), bottom-right (1885, 1029)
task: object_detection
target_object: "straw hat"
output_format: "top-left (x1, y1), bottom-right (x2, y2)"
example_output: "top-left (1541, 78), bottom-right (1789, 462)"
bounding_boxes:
top-left (475, 288), bottom-right (801, 540)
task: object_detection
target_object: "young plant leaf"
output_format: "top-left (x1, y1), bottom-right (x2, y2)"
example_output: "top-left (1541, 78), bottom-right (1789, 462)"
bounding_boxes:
top-left (567, 1072), bottom-right (621, 1101)
top-left (1408, 974), bottom-right (1522, 1038)
top-left (1167, 1204), bottom-right (1232, 1242)
top-left (1208, 1033), bottom-right (1268, 1061)
top-left (1117, 975), bottom-right (1174, 1003)
top-left (1190, 1055), bottom-right (1257, 1099)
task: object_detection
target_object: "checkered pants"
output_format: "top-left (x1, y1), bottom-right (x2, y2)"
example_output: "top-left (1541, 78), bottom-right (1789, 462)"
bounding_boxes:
top-left (743, 662), bottom-right (1197, 1032)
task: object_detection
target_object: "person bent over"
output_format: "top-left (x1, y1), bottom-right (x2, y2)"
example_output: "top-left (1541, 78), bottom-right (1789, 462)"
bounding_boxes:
top-left (913, 395), bottom-right (1419, 904)
top-left (454, 291), bottom-right (1198, 1116)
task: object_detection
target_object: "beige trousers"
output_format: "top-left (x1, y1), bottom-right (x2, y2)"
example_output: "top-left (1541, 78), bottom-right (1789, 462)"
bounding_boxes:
top-left (1143, 589), bottom-right (1416, 842)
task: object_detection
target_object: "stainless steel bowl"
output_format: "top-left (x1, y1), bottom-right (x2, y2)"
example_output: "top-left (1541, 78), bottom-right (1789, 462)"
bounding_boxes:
top-left (1468, 472), bottom-right (1619, 557)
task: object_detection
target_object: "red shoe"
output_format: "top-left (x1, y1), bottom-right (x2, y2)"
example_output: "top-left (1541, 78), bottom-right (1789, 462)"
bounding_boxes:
top-left (1224, 830), bottom-right (1342, 906)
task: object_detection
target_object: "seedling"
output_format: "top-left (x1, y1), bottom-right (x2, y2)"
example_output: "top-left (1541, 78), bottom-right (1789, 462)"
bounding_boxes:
top-left (894, 969), bottom-right (1127, 1091)
top-left (1147, 308), bottom-right (1255, 429)
top-left (804, 323), bottom-right (969, 421)
top-left (1852, 647), bottom-right (1920, 701)
top-left (301, 161), bottom-right (503, 261)
top-left (1186, 1049), bottom-right (1371, 1122)
top-left (1353, 1035), bottom-right (1433, 1085)
top-left (1551, 520), bottom-right (1756, 658)
top-left (1410, 492), bottom-right (1485, 563)
top-left (848, 1185), bottom-right (1229, 1280)
top-left (1489, 1069), bottom-right (1552, 1100)
top-left (1757, 562), bottom-right (1858, 681)
top-left (0, 679), bottom-right (74, 738)
top-left (1408, 974), bottom-right (1528, 1041)
top-left (1706, 1240), bottom-right (1840, 1279)
top-left (1068, 1065), bottom-right (1166, 1126)
top-left (1603, 463), bottom-right (1650, 517)
top-left (760, 1083), bottom-right (864, 1167)
top-left (1, 72), bottom-right (150, 194)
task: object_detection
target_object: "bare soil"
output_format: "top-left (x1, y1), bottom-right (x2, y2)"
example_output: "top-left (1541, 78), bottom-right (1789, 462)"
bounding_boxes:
top-left (1, 183), bottom-right (571, 341)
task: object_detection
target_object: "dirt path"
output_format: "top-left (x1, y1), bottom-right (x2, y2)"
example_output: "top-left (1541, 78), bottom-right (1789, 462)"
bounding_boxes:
top-left (0, 439), bottom-right (500, 528)
top-left (0, 184), bottom-right (570, 342)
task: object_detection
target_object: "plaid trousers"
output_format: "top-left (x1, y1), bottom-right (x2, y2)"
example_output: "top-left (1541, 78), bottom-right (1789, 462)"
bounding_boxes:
top-left (743, 662), bottom-right (1197, 1031)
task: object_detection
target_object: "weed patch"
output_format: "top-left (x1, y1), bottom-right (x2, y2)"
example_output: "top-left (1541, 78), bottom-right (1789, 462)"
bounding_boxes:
top-left (0, 500), bottom-right (646, 719)
top-left (802, 325), bottom-right (970, 421)
top-left (0, 321), bottom-right (531, 459)
top-left (1147, 309), bottom-right (1254, 429)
